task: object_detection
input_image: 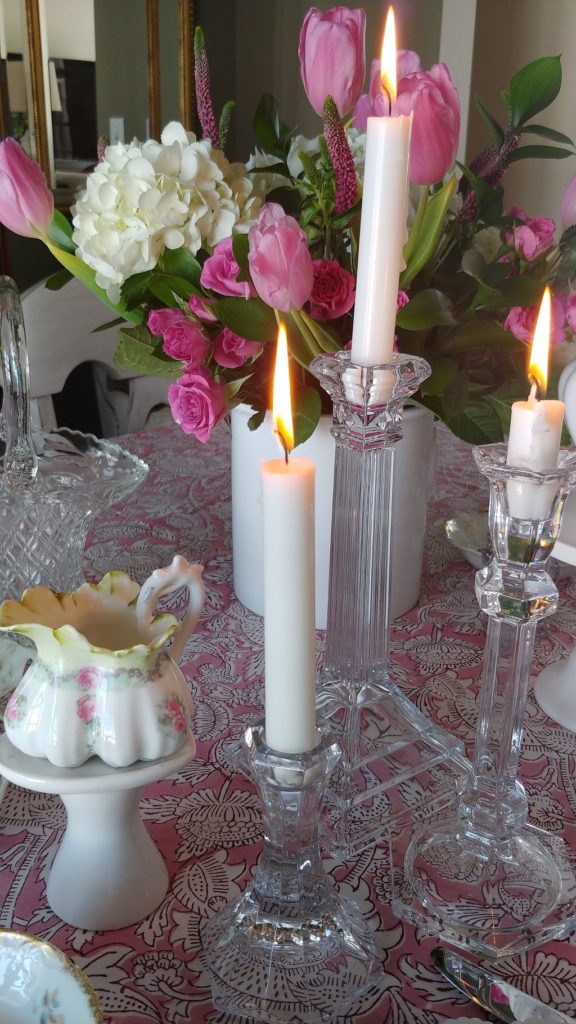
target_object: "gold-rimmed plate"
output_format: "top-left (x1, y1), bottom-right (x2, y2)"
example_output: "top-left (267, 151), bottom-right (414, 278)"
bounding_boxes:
top-left (0, 930), bottom-right (103, 1024)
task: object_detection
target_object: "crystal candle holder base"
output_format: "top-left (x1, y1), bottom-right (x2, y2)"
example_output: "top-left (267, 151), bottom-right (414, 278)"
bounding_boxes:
top-left (393, 444), bottom-right (576, 958)
top-left (390, 796), bottom-right (576, 958)
top-left (201, 722), bottom-right (382, 1024)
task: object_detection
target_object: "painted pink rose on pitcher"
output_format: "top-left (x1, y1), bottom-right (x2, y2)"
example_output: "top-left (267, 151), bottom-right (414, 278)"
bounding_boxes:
top-left (77, 694), bottom-right (98, 724)
top-left (164, 696), bottom-right (187, 733)
top-left (76, 667), bottom-right (101, 690)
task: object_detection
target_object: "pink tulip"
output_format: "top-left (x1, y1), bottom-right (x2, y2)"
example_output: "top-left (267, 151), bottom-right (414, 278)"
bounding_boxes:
top-left (248, 203), bottom-right (313, 312)
top-left (299, 6), bottom-right (366, 117)
top-left (0, 138), bottom-right (53, 238)
top-left (353, 52), bottom-right (420, 130)
top-left (393, 64), bottom-right (460, 185)
top-left (200, 238), bottom-right (254, 299)
top-left (561, 173), bottom-right (576, 231)
top-left (168, 367), bottom-right (227, 443)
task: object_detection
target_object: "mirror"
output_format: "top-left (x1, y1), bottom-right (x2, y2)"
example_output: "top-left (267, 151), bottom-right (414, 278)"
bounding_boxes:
top-left (0, 0), bottom-right (195, 202)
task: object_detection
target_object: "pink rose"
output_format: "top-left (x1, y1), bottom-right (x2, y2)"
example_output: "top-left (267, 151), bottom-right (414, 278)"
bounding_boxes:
top-left (393, 64), bottom-right (460, 185)
top-left (148, 308), bottom-right (210, 366)
top-left (5, 695), bottom-right (20, 722)
top-left (397, 290), bottom-right (410, 310)
top-left (188, 294), bottom-right (217, 321)
top-left (165, 696), bottom-right (187, 733)
top-left (213, 327), bottom-right (262, 368)
top-left (561, 173), bottom-right (576, 231)
top-left (77, 694), bottom-right (97, 723)
top-left (504, 206), bottom-right (556, 261)
top-left (76, 667), bottom-right (101, 690)
top-left (308, 259), bottom-right (355, 319)
top-left (248, 203), bottom-right (313, 312)
top-left (299, 6), bottom-right (366, 118)
top-left (504, 295), bottom-right (566, 345)
top-left (168, 366), bottom-right (227, 442)
top-left (0, 138), bottom-right (54, 238)
top-left (353, 51), bottom-right (420, 130)
top-left (200, 238), bottom-right (253, 299)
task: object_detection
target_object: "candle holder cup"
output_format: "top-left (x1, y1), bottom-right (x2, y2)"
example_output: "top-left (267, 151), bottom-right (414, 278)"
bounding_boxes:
top-left (202, 722), bottom-right (382, 1024)
top-left (390, 443), bottom-right (576, 958)
top-left (309, 351), bottom-right (469, 859)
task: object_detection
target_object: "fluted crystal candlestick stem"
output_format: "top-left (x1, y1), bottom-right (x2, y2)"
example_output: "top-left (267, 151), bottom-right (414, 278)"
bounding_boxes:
top-left (394, 442), bottom-right (576, 957)
top-left (309, 352), bottom-right (467, 858)
top-left (202, 722), bottom-right (381, 1023)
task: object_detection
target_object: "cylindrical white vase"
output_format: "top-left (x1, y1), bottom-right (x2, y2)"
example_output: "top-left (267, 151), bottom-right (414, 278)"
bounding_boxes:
top-left (231, 404), bottom-right (436, 628)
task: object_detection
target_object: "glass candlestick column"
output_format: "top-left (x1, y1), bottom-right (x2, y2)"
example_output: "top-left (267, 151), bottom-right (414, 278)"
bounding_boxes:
top-left (393, 443), bottom-right (576, 957)
top-left (202, 722), bottom-right (382, 1024)
top-left (309, 352), bottom-right (469, 859)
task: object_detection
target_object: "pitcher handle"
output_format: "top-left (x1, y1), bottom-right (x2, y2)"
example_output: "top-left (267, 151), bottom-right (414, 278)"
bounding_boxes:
top-left (136, 555), bottom-right (205, 664)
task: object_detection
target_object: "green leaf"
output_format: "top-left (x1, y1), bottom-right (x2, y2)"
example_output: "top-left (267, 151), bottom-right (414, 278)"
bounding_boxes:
top-left (92, 316), bottom-right (125, 333)
top-left (218, 99), bottom-right (235, 150)
top-left (396, 289), bottom-right (456, 330)
top-left (419, 357), bottom-right (457, 396)
top-left (508, 144), bottom-right (573, 162)
top-left (211, 296), bottom-right (277, 342)
top-left (522, 122), bottom-right (574, 145)
top-left (431, 395), bottom-right (504, 444)
top-left (44, 267), bottom-right (73, 290)
top-left (114, 325), bottom-right (184, 378)
top-left (47, 210), bottom-right (75, 253)
top-left (440, 319), bottom-right (524, 354)
top-left (400, 174), bottom-right (457, 288)
top-left (160, 249), bottom-right (202, 286)
top-left (293, 386), bottom-right (322, 447)
top-left (121, 270), bottom-right (153, 307)
top-left (148, 272), bottom-right (194, 306)
top-left (253, 93), bottom-right (286, 157)
top-left (474, 94), bottom-right (505, 145)
top-left (477, 274), bottom-right (545, 311)
top-left (248, 409), bottom-right (266, 431)
top-left (232, 232), bottom-right (251, 282)
top-left (509, 55), bottom-right (562, 130)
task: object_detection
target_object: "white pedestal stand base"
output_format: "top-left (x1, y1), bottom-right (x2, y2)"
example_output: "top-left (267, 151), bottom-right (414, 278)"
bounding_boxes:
top-left (534, 491), bottom-right (576, 730)
top-left (0, 731), bottom-right (195, 930)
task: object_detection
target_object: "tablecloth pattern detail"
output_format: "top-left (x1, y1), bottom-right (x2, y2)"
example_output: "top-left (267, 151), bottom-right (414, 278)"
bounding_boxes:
top-left (1, 423), bottom-right (576, 1023)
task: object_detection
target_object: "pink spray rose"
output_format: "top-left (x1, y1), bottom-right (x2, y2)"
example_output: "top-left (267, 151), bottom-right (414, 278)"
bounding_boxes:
top-left (200, 237), bottom-right (254, 299)
top-left (168, 366), bottom-right (227, 443)
top-left (299, 6), bottom-right (366, 117)
top-left (504, 295), bottom-right (566, 345)
top-left (213, 327), bottom-right (262, 368)
top-left (188, 294), bottom-right (217, 322)
top-left (148, 308), bottom-right (210, 365)
top-left (561, 173), bottom-right (576, 231)
top-left (308, 259), bottom-right (355, 319)
top-left (0, 138), bottom-right (54, 238)
top-left (353, 51), bottom-right (420, 130)
top-left (504, 206), bottom-right (556, 260)
top-left (393, 64), bottom-right (460, 185)
top-left (566, 294), bottom-right (576, 334)
top-left (248, 203), bottom-right (313, 312)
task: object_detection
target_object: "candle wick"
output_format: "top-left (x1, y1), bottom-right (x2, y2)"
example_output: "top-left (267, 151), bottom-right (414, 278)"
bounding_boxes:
top-left (284, 448), bottom-right (289, 466)
top-left (382, 85), bottom-right (393, 116)
top-left (528, 377), bottom-right (542, 402)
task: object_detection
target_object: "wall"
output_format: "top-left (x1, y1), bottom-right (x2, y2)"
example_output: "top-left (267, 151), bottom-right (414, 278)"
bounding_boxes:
top-left (93, 0), bottom-right (148, 142)
top-left (468, 0), bottom-right (576, 221)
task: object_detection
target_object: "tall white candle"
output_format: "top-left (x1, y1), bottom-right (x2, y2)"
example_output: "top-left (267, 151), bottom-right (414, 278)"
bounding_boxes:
top-left (351, 7), bottom-right (412, 367)
top-left (261, 326), bottom-right (317, 754)
top-left (506, 288), bottom-right (565, 518)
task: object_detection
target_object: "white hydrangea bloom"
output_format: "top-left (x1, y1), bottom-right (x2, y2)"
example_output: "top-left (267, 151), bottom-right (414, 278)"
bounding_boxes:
top-left (72, 122), bottom-right (262, 304)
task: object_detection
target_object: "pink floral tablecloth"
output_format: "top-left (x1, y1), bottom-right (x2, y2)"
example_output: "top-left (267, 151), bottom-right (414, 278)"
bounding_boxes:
top-left (2, 422), bottom-right (576, 1023)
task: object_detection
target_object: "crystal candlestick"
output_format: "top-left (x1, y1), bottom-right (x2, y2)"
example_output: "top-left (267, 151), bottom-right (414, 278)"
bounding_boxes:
top-left (309, 351), bottom-right (468, 858)
top-left (393, 443), bottom-right (576, 957)
top-left (202, 722), bottom-right (382, 1024)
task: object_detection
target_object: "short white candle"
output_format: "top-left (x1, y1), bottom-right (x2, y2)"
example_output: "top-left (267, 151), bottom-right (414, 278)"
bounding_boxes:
top-left (261, 326), bottom-right (317, 754)
top-left (350, 7), bottom-right (412, 367)
top-left (506, 288), bottom-right (565, 518)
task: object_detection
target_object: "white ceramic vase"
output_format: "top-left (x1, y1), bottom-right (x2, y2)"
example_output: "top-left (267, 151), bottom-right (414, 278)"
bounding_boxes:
top-left (231, 403), bottom-right (436, 629)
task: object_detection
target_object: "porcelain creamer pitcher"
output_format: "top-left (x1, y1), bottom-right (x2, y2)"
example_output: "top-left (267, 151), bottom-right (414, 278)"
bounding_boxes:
top-left (1, 555), bottom-right (204, 767)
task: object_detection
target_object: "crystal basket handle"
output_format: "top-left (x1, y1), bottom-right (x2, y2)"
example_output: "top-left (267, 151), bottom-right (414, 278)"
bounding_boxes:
top-left (0, 275), bottom-right (37, 488)
top-left (136, 555), bottom-right (205, 663)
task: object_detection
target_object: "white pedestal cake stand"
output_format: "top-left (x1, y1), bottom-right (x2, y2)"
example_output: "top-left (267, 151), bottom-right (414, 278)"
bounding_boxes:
top-left (0, 731), bottom-right (195, 930)
top-left (534, 491), bottom-right (576, 728)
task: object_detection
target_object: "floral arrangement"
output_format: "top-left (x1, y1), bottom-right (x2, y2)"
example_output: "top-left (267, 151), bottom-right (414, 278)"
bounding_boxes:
top-left (1, 6), bottom-right (576, 446)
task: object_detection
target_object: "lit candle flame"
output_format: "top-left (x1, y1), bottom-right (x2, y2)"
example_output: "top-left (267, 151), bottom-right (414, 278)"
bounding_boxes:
top-left (380, 7), bottom-right (397, 104)
top-left (272, 323), bottom-right (294, 458)
top-left (528, 287), bottom-right (551, 397)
